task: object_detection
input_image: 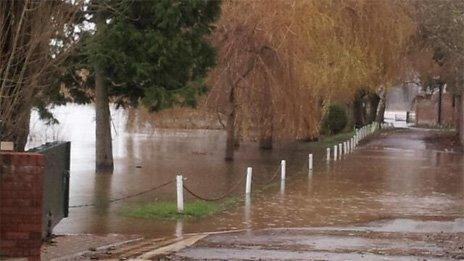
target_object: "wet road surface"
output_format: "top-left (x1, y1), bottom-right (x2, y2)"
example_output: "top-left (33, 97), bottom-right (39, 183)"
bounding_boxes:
top-left (162, 219), bottom-right (464, 260)
top-left (30, 106), bottom-right (463, 248)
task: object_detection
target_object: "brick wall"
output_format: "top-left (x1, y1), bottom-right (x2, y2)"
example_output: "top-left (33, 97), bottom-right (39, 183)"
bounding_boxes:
top-left (415, 95), bottom-right (437, 126)
top-left (415, 92), bottom-right (455, 127)
top-left (441, 94), bottom-right (455, 125)
top-left (0, 152), bottom-right (44, 259)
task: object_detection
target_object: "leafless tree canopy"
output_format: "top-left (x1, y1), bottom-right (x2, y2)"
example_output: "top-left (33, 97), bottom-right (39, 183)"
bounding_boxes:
top-left (0, 0), bottom-right (81, 150)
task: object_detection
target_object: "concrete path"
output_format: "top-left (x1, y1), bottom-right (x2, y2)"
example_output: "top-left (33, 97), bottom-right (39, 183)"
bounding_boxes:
top-left (159, 218), bottom-right (464, 260)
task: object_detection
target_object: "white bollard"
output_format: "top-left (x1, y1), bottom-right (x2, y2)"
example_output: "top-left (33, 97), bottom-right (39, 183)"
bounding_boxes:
top-left (326, 148), bottom-right (330, 161)
top-left (308, 154), bottom-right (313, 170)
top-left (334, 145), bottom-right (338, 161)
top-left (176, 175), bottom-right (184, 213)
top-left (339, 143), bottom-right (343, 156)
top-left (344, 142), bottom-right (347, 154)
top-left (281, 160), bottom-right (286, 180)
top-left (245, 167), bottom-right (252, 195)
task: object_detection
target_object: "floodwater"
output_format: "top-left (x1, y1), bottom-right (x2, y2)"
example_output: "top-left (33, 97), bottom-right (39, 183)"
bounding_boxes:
top-left (28, 104), bottom-right (464, 239)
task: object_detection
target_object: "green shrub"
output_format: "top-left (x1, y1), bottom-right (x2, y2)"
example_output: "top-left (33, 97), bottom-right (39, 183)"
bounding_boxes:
top-left (324, 104), bottom-right (348, 134)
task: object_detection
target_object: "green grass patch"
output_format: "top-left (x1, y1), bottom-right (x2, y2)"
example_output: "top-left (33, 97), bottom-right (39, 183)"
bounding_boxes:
top-left (121, 199), bottom-right (240, 220)
top-left (314, 131), bottom-right (355, 148)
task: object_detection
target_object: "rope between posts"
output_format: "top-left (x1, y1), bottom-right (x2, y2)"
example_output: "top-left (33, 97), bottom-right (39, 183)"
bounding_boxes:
top-left (69, 179), bottom-right (175, 208)
top-left (182, 172), bottom-right (247, 201)
top-left (251, 165), bottom-right (280, 186)
top-left (183, 164), bottom-right (282, 201)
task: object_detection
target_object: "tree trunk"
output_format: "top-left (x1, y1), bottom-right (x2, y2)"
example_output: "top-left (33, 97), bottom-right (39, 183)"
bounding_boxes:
top-left (367, 93), bottom-right (380, 123)
top-left (225, 82), bottom-right (236, 161)
top-left (95, 68), bottom-right (114, 173)
top-left (454, 95), bottom-right (460, 135)
top-left (437, 83), bottom-right (443, 126)
top-left (259, 84), bottom-right (273, 150)
top-left (13, 107), bottom-right (31, 151)
top-left (225, 110), bottom-right (235, 161)
top-left (0, 95), bottom-right (32, 151)
top-left (259, 125), bottom-right (273, 150)
top-left (233, 119), bottom-right (241, 148)
top-left (460, 91), bottom-right (464, 147)
top-left (375, 86), bottom-right (386, 124)
top-left (353, 90), bottom-right (366, 128)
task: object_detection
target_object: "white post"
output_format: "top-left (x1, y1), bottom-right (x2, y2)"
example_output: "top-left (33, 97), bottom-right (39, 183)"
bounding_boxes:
top-left (333, 145), bottom-right (338, 161)
top-left (344, 142), bottom-right (347, 154)
top-left (339, 143), bottom-right (343, 156)
top-left (176, 175), bottom-right (184, 214)
top-left (245, 167), bottom-right (252, 195)
top-left (326, 148), bottom-right (330, 161)
top-left (308, 154), bottom-right (313, 170)
top-left (281, 160), bottom-right (286, 180)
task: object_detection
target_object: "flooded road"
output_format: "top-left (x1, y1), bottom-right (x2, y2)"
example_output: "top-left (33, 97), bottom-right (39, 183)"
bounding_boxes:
top-left (29, 105), bottom-right (464, 239)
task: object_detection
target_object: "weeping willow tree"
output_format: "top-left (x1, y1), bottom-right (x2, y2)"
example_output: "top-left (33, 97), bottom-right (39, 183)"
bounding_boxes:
top-left (303, 0), bottom-right (415, 126)
top-left (205, 0), bottom-right (415, 160)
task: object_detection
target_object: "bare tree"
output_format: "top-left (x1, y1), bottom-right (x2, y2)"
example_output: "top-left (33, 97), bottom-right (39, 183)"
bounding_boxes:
top-left (408, 0), bottom-right (464, 143)
top-left (0, 0), bottom-right (81, 150)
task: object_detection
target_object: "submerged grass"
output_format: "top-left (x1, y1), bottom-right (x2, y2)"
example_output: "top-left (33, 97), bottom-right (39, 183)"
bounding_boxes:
top-left (121, 198), bottom-right (240, 220)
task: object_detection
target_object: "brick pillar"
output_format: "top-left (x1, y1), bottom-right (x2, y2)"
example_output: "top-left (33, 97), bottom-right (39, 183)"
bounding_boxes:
top-left (0, 152), bottom-right (44, 259)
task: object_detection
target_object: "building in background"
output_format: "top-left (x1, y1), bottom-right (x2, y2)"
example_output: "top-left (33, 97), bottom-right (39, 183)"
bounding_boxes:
top-left (413, 85), bottom-right (456, 127)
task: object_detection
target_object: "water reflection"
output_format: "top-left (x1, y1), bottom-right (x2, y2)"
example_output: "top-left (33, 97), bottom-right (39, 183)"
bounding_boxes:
top-left (280, 180), bottom-right (285, 197)
top-left (176, 218), bottom-right (183, 239)
top-left (244, 196), bottom-right (251, 231)
top-left (27, 105), bottom-right (464, 237)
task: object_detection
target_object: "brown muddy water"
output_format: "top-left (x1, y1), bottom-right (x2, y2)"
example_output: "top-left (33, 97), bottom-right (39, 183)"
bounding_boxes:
top-left (28, 104), bottom-right (464, 238)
